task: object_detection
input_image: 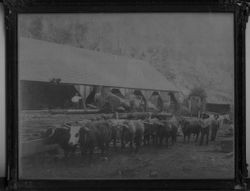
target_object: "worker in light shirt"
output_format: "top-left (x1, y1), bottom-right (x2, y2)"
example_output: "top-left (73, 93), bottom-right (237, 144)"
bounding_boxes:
top-left (71, 92), bottom-right (82, 109)
top-left (210, 114), bottom-right (220, 141)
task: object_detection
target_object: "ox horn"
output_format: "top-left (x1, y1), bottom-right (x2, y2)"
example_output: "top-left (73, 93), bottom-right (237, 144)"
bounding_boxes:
top-left (83, 126), bottom-right (90, 132)
top-left (63, 123), bottom-right (71, 129)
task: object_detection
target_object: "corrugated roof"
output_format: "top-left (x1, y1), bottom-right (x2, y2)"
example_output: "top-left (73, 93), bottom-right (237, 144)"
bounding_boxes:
top-left (19, 37), bottom-right (179, 92)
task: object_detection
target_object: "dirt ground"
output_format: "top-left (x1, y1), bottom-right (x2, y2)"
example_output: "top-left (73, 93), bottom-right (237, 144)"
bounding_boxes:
top-left (19, 112), bottom-right (234, 179)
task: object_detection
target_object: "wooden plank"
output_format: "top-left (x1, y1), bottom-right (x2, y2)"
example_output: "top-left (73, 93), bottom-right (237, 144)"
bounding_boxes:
top-left (49, 109), bottom-right (100, 114)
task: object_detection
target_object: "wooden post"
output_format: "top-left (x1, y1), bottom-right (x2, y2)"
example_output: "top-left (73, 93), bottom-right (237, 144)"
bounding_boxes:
top-left (83, 86), bottom-right (87, 109)
top-left (188, 99), bottom-right (191, 113)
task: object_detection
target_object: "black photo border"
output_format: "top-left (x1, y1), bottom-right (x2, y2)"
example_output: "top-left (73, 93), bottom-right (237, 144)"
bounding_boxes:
top-left (3, 0), bottom-right (249, 190)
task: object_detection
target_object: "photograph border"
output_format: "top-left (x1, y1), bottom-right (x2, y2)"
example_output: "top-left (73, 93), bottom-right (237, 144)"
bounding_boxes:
top-left (3, 0), bottom-right (248, 190)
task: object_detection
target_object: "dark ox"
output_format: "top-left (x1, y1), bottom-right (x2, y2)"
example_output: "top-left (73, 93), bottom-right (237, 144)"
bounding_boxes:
top-left (43, 123), bottom-right (81, 157)
top-left (143, 118), bottom-right (161, 145)
top-left (121, 120), bottom-right (144, 151)
top-left (180, 118), bottom-right (202, 143)
top-left (143, 117), bottom-right (178, 147)
top-left (107, 119), bottom-right (127, 148)
top-left (165, 116), bottom-right (180, 145)
top-left (79, 120), bottom-right (115, 157)
top-left (43, 120), bottom-right (91, 157)
top-left (165, 121), bottom-right (178, 145)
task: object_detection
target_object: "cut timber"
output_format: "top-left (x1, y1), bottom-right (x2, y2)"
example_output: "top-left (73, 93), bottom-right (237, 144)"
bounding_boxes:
top-left (49, 109), bottom-right (100, 114)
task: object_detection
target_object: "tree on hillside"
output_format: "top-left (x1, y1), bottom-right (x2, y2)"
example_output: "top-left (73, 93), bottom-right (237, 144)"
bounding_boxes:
top-left (29, 17), bottom-right (43, 39)
top-left (188, 87), bottom-right (207, 100)
top-left (188, 87), bottom-right (207, 117)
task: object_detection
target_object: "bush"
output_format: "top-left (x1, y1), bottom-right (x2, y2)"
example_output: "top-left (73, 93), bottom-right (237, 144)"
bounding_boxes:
top-left (188, 87), bottom-right (207, 100)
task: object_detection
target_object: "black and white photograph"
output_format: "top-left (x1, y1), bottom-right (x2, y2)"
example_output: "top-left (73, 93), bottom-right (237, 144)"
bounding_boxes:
top-left (18, 13), bottom-right (234, 179)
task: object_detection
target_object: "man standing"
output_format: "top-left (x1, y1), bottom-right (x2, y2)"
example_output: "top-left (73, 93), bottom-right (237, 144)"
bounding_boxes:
top-left (210, 114), bottom-right (220, 141)
top-left (199, 113), bottom-right (211, 145)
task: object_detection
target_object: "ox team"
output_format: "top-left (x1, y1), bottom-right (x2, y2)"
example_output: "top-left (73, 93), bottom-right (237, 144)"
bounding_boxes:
top-left (44, 113), bottom-right (223, 158)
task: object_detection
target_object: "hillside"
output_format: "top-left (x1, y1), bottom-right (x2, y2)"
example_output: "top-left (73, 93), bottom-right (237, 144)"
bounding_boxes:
top-left (18, 14), bottom-right (234, 104)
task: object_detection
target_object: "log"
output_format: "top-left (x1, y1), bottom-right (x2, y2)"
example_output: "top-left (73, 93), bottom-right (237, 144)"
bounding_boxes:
top-left (49, 109), bottom-right (100, 114)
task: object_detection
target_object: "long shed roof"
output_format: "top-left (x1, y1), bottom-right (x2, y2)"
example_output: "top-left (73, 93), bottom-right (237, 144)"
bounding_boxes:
top-left (19, 37), bottom-right (179, 92)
